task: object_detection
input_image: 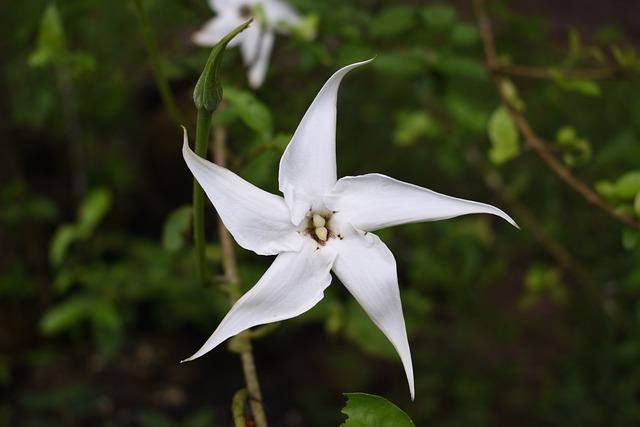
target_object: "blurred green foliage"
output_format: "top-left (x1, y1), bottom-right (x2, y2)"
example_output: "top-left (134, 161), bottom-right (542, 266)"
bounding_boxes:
top-left (2, 0), bottom-right (640, 426)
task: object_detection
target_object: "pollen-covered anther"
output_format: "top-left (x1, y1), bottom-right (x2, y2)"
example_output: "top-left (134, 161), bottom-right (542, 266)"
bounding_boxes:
top-left (312, 214), bottom-right (326, 228)
top-left (315, 226), bottom-right (328, 242)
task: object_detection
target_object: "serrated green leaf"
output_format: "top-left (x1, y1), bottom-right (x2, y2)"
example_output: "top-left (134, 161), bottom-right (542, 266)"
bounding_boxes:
top-left (614, 171), bottom-right (640, 199)
top-left (223, 86), bottom-right (273, 138)
top-left (487, 105), bottom-right (519, 165)
top-left (194, 19), bottom-right (252, 111)
top-left (341, 393), bottom-right (415, 427)
top-left (162, 205), bottom-right (193, 252)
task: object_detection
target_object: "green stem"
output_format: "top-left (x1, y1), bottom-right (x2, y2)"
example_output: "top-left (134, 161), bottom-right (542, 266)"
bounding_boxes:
top-left (132, 0), bottom-right (184, 125)
top-left (192, 108), bottom-right (213, 285)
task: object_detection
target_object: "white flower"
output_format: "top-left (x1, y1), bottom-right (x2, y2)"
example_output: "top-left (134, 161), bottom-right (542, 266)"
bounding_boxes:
top-left (192, 0), bottom-right (304, 88)
top-left (182, 60), bottom-right (518, 398)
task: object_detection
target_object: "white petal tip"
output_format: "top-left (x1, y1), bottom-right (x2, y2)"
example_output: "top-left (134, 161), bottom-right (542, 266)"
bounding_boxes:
top-left (180, 352), bottom-right (200, 363)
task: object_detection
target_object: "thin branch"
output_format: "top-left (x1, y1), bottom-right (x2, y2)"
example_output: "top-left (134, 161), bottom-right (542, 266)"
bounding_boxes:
top-left (192, 109), bottom-right (213, 285)
top-left (132, 0), bottom-right (184, 125)
top-left (473, 0), bottom-right (640, 230)
top-left (55, 62), bottom-right (87, 203)
top-left (465, 146), bottom-right (594, 288)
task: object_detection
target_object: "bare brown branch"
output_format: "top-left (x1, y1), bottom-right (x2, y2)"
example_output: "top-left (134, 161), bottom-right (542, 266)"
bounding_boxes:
top-left (473, 0), bottom-right (640, 230)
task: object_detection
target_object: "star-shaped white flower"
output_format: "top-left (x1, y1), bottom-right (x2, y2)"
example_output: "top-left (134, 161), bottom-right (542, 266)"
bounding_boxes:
top-left (192, 0), bottom-right (303, 88)
top-left (182, 60), bottom-right (518, 399)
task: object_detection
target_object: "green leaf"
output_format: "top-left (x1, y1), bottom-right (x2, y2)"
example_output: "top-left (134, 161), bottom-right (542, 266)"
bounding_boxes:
top-left (613, 171), bottom-right (640, 199)
top-left (162, 205), bottom-right (193, 252)
top-left (40, 295), bottom-right (94, 335)
top-left (29, 3), bottom-right (65, 68)
top-left (487, 105), bottom-right (520, 165)
top-left (193, 19), bottom-right (252, 111)
top-left (393, 110), bottom-right (442, 147)
top-left (500, 79), bottom-right (525, 111)
top-left (595, 180), bottom-right (616, 199)
top-left (49, 224), bottom-right (78, 267)
top-left (566, 27), bottom-right (581, 66)
top-left (289, 13), bottom-right (318, 40)
top-left (450, 23), bottom-right (480, 47)
top-left (223, 86), bottom-right (273, 138)
top-left (373, 52), bottom-right (425, 76)
top-left (429, 53), bottom-right (488, 80)
top-left (634, 192), bottom-right (640, 215)
top-left (622, 228), bottom-right (640, 250)
top-left (556, 125), bottom-right (577, 145)
top-left (420, 5), bottom-right (457, 31)
top-left (519, 264), bottom-right (566, 309)
top-left (76, 187), bottom-right (112, 238)
top-left (369, 6), bottom-right (416, 38)
top-left (48, 188), bottom-right (112, 266)
top-left (341, 393), bottom-right (415, 427)
top-left (557, 79), bottom-right (601, 97)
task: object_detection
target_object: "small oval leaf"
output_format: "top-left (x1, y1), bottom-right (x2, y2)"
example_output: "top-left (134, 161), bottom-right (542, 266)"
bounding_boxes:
top-left (488, 105), bottom-right (520, 165)
top-left (614, 171), bottom-right (640, 199)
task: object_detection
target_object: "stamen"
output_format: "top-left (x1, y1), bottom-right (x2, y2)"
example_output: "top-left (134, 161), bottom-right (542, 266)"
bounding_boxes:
top-left (312, 214), bottom-right (325, 228)
top-left (315, 226), bottom-right (328, 241)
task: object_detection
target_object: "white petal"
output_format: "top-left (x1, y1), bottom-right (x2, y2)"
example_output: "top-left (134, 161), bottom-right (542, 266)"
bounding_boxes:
top-left (191, 15), bottom-right (245, 47)
top-left (331, 225), bottom-right (415, 399)
top-left (244, 30), bottom-right (275, 89)
top-left (279, 59), bottom-right (374, 225)
top-left (182, 130), bottom-right (301, 255)
top-left (183, 240), bottom-right (337, 361)
top-left (207, 0), bottom-right (238, 12)
top-left (325, 173), bottom-right (518, 232)
top-left (239, 24), bottom-right (263, 67)
top-left (263, 0), bottom-right (302, 30)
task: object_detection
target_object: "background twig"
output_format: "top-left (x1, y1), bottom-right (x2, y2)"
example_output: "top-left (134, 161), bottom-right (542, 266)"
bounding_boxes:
top-left (473, 0), bottom-right (640, 230)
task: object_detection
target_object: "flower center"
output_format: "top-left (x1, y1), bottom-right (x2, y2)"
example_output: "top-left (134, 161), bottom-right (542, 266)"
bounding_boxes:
top-left (239, 5), bottom-right (253, 19)
top-left (305, 212), bottom-right (335, 246)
